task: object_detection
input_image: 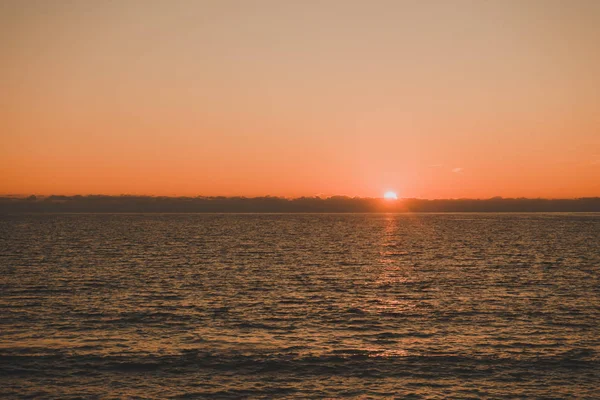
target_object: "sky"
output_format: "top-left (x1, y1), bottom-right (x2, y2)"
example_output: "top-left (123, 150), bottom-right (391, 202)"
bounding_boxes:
top-left (2, 0), bottom-right (599, 198)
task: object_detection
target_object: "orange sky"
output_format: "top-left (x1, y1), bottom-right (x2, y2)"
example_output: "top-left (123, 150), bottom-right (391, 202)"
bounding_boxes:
top-left (2, 0), bottom-right (599, 198)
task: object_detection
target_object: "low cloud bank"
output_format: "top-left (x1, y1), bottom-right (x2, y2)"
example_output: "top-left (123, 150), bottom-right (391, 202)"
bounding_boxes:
top-left (2, 195), bottom-right (600, 213)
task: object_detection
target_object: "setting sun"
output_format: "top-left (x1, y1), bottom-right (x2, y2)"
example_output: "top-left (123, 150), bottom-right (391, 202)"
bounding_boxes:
top-left (384, 191), bottom-right (398, 200)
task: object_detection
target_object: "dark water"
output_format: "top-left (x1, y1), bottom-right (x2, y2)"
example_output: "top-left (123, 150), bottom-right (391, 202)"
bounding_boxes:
top-left (1, 213), bottom-right (599, 399)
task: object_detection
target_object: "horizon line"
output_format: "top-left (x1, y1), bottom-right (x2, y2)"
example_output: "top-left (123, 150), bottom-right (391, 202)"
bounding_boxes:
top-left (2, 194), bottom-right (600, 201)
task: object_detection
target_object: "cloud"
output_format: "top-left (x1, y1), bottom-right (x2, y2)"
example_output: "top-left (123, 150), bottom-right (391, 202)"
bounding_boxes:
top-left (452, 167), bottom-right (463, 173)
top-left (428, 164), bottom-right (443, 168)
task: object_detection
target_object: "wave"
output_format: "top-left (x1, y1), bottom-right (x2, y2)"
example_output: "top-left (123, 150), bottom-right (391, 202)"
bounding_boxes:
top-left (2, 347), bottom-right (596, 377)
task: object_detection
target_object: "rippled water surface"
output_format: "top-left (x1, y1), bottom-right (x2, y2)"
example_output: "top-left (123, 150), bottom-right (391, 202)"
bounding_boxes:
top-left (1, 213), bottom-right (599, 398)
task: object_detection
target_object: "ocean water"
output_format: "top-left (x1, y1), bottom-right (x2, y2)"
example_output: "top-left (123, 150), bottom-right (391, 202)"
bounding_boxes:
top-left (1, 213), bottom-right (599, 399)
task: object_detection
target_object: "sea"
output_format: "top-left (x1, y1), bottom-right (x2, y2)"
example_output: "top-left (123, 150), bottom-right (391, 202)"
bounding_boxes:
top-left (1, 213), bottom-right (599, 399)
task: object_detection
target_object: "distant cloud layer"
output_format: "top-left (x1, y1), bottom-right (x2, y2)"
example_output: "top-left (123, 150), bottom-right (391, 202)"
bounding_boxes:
top-left (452, 167), bottom-right (463, 173)
top-left (2, 195), bottom-right (600, 213)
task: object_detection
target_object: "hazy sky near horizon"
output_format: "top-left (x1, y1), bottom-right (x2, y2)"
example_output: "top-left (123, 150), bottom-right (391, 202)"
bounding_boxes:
top-left (2, 0), bottom-right (599, 198)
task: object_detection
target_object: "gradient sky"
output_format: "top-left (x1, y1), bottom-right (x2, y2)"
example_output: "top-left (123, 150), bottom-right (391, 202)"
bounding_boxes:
top-left (2, 0), bottom-right (599, 198)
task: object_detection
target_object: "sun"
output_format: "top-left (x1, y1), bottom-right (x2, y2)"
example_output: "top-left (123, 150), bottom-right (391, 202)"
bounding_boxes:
top-left (384, 191), bottom-right (398, 200)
